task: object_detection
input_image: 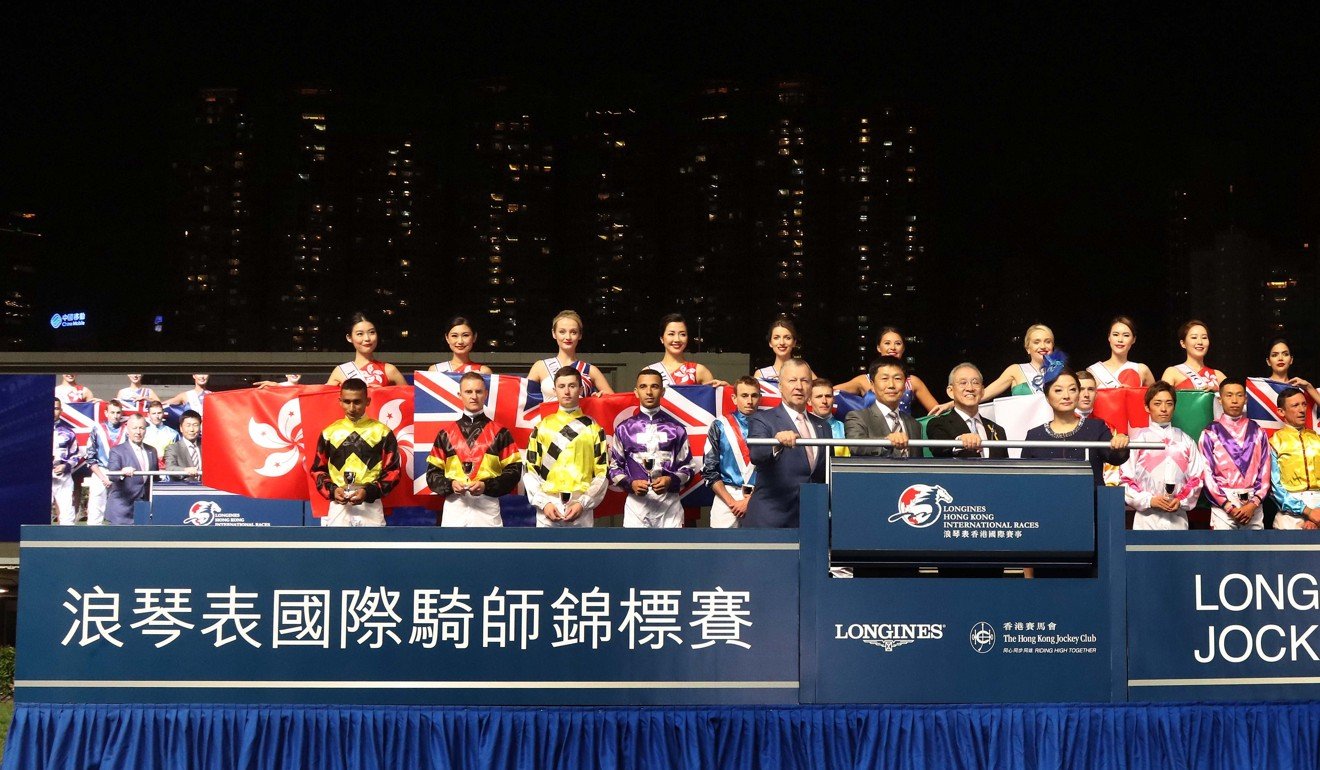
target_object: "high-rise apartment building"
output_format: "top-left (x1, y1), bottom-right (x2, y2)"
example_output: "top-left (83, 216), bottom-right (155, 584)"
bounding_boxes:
top-left (469, 82), bottom-right (555, 350)
top-left (0, 211), bottom-right (40, 350)
top-left (276, 88), bottom-right (340, 351)
top-left (760, 80), bottom-right (814, 322)
top-left (582, 107), bottom-right (656, 352)
top-left (1188, 229), bottom-right (1269, 374)
top-left (173, 88), bottom-right (255, 349)
top-left (835, 109), bottom-right (923, 371)
top-left (349, 135), bottom-right (425, 348)
top-left (670, 81), bottom-right (755, 354)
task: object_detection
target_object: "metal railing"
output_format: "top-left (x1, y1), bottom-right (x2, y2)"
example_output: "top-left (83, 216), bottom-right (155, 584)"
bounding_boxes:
top-left (746, 438), bottom-right (1166, 450)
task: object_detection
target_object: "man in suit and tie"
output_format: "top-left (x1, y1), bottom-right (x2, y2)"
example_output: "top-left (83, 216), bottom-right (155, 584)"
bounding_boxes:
top-left (924, 363), bottom-right (1009, 459)
top-left (845, 356), bottom-right (922, 457)
top-left (105, 415), bottom-right (157, 525)
top-left (745, 358), bottom-right (827, 528)
top-left (164, 409), bottom-right (203, 481)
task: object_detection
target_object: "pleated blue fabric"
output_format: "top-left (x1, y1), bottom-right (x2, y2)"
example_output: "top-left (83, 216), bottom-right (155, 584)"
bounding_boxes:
top-left (3, 702), bottom-right (1318, 769)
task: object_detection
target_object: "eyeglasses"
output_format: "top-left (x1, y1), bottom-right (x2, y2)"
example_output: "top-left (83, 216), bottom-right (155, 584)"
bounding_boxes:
top-left (953, 379), bottom-right (983, 387)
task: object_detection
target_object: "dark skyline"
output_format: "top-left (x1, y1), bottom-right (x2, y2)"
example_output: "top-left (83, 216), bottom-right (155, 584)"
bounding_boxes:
top-left (2, 6), bottom-right (1318, 377)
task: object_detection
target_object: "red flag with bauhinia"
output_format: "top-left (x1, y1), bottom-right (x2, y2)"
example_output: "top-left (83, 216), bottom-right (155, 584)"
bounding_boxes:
top-left (297, 385), bottom-right (436, 517)
top-left (201, 385), bottom-right (336, 499)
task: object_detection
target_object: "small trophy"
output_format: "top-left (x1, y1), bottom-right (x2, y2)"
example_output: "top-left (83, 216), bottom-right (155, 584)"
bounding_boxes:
top-left (640, 456), bottom-right (657, 495)
top-left (560, 491), bottom-right (572, 505)
top-left (461, 461), bottom-right (475, 495)
top-left (741, 484), bottom-right (755, 497)
top-left (342, 471), bottom-right (360, 505)
top-left (1235, 491), bottom-right (1251, 505)
top-left (1163, 465), bottom-right (1177, 496)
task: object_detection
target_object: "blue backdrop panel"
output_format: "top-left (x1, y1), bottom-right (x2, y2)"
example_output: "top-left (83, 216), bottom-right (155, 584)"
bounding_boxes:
top-left (5, 702), bottom-right (1319, 770)
top-left (803, 476), bottom-right (1125, 705)
top-left (149, 483), bottom-right (305, 525)
top-left (17, 526), bottom-right (798, 706)
top-left (830, 458), bottom-right (1095, 557)
top-left (1127, 532), bottom-right (1320, 702)
top-left (0, 375), bottom-right (54, 541)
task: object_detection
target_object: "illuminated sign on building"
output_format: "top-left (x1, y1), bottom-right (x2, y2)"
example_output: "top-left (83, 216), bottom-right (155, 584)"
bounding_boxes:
top-left (49, 312), bottom-right (86, 329)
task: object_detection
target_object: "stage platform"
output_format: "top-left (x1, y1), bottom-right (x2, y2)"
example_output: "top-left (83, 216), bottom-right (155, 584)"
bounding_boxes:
top-left (5, 701), bottom-right (1318, 769)
top-left (11, 459), bottom-right (1320, 767)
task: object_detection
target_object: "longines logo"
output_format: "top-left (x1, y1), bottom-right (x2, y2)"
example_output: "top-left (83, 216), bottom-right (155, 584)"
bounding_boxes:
top-left (888, 484), bottom-right (953, 528)
top-left (834, 623), bottom-right (946, 652)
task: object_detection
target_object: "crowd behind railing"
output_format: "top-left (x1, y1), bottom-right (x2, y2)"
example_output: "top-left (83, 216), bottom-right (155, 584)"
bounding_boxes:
top-left (49, 310), bottom-right (1320, 531)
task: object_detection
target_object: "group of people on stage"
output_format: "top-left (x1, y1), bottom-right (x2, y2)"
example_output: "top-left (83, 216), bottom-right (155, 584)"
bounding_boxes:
top-left (53, 308), bottom-right (1320, 531)
top-left (51, 402), bottom-right (204, 526)
top-left (52, 377), bottom-right (208, 525)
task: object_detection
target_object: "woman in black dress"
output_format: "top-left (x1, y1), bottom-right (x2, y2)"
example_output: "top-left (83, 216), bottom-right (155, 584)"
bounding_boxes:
top-left (1022, 368), bottom-right (1130, 483)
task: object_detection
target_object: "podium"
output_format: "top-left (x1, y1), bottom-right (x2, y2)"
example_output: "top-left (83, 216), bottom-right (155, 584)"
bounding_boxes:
top-left (801, 456), bottom-right (1127, 704)
top-left (830, 457), bottom-right (1098, 567)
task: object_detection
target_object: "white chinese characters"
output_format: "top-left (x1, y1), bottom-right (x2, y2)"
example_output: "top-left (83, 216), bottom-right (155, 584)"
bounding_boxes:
top-left (59, 584), bottom-right (755, 652)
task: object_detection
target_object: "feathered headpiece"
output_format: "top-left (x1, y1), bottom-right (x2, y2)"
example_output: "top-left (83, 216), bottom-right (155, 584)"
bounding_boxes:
top-left (1038, 350), bottom-right (1070, 389)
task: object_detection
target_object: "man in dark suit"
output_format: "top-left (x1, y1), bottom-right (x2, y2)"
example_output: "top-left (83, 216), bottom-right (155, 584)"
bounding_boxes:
top-left (164, 409), bottom-right (203, 481)
top-left (845, 356), bottom-right (922, 457)
top-left (924, 363), bottom-right (1009, 459)
top-left (746, 359), bottom-right (827, 528)
top-left (105, 415), bottom-right (157, 525)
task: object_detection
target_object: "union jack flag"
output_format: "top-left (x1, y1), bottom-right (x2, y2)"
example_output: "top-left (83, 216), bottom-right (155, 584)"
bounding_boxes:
top-left (58, 400), bottom-right (106, 451)
top-left (413, 372), bottom-right (545, 495)
top-left (755, 379), bottom-right (783, 410)
top-left (1245, 377), bottom-right (1320, 437)
top-left (659, 385), bottom-right (722, 505)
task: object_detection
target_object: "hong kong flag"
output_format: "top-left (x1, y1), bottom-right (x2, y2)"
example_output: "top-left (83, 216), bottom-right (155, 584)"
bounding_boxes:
top-left (297, 385), bottom-right (434, 517)
top-left (201, 385), bottom-right (335, 499)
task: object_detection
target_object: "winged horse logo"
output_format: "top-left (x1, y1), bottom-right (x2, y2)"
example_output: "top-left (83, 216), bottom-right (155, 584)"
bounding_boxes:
top-left (887, 484), bottom-right (953, 528)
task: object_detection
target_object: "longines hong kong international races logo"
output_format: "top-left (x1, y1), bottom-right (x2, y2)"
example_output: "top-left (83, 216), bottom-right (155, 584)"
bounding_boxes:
top-left (888, 484), bottom-right (953, 528)
top-left (834, 623), bottom-right (946, 652)
top-left (184, 501), bottom-right (223, 526)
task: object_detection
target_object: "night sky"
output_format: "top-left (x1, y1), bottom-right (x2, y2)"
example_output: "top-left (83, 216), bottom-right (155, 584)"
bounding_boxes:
top-left (3, 5), bottom-right (1317, 366)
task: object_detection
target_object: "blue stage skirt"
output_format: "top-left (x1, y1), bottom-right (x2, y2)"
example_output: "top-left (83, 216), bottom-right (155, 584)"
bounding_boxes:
top-left (4, 702), bottom-right (1318, 769)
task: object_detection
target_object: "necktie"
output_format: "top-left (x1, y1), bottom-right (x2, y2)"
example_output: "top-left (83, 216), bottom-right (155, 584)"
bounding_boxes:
top-left (795, 412), bottom-right (816, 468)
top-left (189, 442), bottom-right (200, 468)
top-left (888, 412), bottom-right (908, 458)
top-left (968, 417), bottom-right (987, 458)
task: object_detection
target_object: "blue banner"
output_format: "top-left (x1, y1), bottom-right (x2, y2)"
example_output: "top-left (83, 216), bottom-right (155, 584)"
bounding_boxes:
top-left (17, 527), bottom-right (799, 706)
top-left (149, 484), bottom-right (305, 526)
top-left (830, 458), bottom-right (1096, 557)
top-left (1126, 532), bottom-right (1320, 702)
top-left (0, 375), bottom-right (54, 541)
top-left (809, 579), bottom-right (1117, 703)
top-left (800, 484), bottom-right (1125, 704)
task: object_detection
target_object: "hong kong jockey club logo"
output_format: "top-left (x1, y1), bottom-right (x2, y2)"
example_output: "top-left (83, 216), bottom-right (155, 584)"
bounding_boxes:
top-left (969, 621), bottom-right (996, 654)
top-left (184, 501), bottom-right (222, 526)
top-left (888, 484), bottom-right (953, 528)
